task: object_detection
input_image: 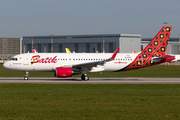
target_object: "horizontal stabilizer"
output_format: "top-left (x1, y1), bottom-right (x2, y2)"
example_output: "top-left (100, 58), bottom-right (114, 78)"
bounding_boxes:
top-left (152, 55), bottom-right (175, 62)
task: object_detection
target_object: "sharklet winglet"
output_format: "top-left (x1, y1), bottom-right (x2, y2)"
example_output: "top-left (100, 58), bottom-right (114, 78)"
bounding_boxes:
top-left (111, 48), bottom-right (119, 59)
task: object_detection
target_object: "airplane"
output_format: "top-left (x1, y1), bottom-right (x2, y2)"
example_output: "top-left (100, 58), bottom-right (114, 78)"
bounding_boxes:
top-left (93, 48), bottom-right (99, 53)
top-left (67, 48), bottom-right (99, 53)
top-left (33, 47), bottom-right (72, 54)
top-left (32, 48), bottom-right (38, 53)
top-left (93, 48), bottom-right (105, 53)
top-left (3, 26), bottom-right (175, 81)
top-left (65, 48), bottom-right (71, 53)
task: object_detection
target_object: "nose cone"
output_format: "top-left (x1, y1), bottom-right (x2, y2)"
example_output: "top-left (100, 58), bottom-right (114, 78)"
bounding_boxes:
top-left (3, 62), bottom-right (10, 70)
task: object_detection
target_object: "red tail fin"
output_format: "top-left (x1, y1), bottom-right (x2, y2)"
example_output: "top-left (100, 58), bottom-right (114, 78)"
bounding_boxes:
top-left (124, 26), bottom-right (172, 71)
top-left (141, 26), bottom-right (172, 58)
top-left (32, 48), bottom-right (38, 53)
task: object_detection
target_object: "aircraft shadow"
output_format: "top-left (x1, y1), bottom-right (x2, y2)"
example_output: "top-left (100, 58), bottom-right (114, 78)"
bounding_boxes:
top-left (0, 77), bottom-right (141, 81)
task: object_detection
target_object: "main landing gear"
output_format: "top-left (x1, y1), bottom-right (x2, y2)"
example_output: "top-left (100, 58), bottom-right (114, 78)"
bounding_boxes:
top-left (24, 72), bottom-right (29, 80)
top-left (81, 74), bottom-right (89, 81)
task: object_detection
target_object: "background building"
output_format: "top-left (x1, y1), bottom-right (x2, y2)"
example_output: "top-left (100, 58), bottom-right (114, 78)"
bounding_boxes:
top-left (22, 34), bottom-right (141, 53)
top-left (0, 38), bottom-right (21, 61)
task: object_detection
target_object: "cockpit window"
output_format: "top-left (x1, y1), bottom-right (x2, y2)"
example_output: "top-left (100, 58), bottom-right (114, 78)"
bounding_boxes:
top-left (10, 58), bottom-right (18, 61)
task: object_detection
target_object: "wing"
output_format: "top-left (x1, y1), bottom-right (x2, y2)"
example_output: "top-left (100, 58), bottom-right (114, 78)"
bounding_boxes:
top-left (52, 48), bottom-right (119, 72)
top-left (72, 48), bottom-right (119, 71)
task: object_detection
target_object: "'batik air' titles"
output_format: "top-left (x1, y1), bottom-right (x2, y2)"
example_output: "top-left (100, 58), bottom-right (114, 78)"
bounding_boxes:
top-left (31, 55), bottom-right (57, 65)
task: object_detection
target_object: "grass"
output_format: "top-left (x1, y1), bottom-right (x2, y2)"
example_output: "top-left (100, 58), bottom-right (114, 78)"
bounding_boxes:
top-left (0, 63), bottom-right (180, 77)
top-left (0, 84), bottom-right (180, 120)
top-left (1, 63), bottom-right (180, 119)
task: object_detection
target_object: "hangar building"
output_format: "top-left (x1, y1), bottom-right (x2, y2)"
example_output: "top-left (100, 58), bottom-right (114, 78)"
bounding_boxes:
top-left (22, 34), bottom-right (141, 53)
top-left (0, 35), bottom-right (179, 62)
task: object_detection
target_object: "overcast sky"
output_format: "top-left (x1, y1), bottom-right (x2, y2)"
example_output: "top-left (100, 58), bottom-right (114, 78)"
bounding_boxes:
top-left (0, 0), bottom-right (180, 38)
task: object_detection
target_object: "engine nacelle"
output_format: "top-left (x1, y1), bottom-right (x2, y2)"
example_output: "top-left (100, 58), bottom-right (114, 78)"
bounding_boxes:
top-left (54, 67), bottom-right (72, 78)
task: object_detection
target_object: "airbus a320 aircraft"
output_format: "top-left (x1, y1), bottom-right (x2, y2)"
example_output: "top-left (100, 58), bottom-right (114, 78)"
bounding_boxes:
top-left (3, 26), bottom-right (174, 80)
top-left (32, 48), bottom-right (38, 53)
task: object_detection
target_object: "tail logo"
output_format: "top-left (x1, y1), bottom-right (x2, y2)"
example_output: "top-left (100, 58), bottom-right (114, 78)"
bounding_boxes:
top-left (123, 26), bottom-right (172, 71)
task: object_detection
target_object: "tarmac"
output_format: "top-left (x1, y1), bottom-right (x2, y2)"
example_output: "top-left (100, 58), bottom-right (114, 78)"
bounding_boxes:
top-left (0, 77), bottom-right (180, 84)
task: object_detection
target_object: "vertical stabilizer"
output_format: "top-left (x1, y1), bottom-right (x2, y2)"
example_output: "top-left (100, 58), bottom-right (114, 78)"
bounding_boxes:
top-left (65, 48), bottom-right (71, 53)
top-left (124, 26), bottom-right (172, 71)
top-left (93, 48), bottom-right (99, 53)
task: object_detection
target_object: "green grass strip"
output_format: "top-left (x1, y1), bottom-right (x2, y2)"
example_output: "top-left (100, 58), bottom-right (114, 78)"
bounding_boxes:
top-left (0, 84), bottom-right (180, 120)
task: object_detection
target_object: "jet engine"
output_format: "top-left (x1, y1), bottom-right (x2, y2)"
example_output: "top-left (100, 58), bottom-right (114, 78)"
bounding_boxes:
top-left (54, 67), bottom-right (79, 78)
top-left (54, 67), bottom-right (72, 78)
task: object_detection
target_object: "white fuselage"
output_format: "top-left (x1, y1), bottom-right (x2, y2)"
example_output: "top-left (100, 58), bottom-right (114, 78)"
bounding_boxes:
top-left (3, 53), bottom-right (138, 73)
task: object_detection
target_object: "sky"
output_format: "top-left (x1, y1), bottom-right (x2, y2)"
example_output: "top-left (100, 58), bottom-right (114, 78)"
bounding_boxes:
top-left (0, 0), bottom-right (180, 38)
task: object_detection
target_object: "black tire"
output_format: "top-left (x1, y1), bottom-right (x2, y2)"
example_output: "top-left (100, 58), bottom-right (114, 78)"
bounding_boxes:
top-left (84, 76), bottom-right (89, 81)
top-left (24, 77), bottom-right (28, 80)
top-left (81, 75), bottom-right (85, 80)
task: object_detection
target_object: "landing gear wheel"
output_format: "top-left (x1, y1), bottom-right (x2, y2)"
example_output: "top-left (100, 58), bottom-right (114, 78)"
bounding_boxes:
top-left (24, 77), bottom-right (28, 80)
top-left (81, 75), bottom-right (85, 80)
top-left (81, 74), bottom-right (89, 81)
top-left (84, 76), bottom-right (89, 81)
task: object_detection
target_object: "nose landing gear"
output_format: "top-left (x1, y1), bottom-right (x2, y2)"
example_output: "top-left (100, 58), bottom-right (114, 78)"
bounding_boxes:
top-left (24, 72), bottom-right (29, 80)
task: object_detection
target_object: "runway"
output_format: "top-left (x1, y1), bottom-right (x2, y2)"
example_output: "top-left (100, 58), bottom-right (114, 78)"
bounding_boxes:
top-left (0, 77), bottom-right (180, 84)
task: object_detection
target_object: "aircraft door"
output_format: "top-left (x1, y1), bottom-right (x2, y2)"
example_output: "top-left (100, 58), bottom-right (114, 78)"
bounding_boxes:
top-left (23, 55), bottom-right (29, 65)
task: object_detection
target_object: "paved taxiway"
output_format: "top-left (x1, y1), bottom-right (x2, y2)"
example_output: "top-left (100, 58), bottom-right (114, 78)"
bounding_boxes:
top-left (0, 77), bottom-right (180, 84)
